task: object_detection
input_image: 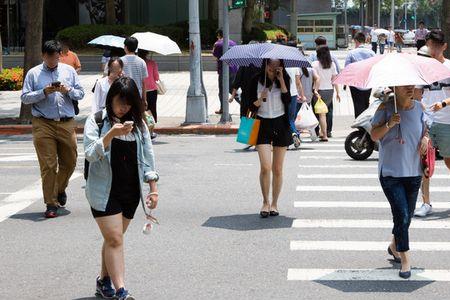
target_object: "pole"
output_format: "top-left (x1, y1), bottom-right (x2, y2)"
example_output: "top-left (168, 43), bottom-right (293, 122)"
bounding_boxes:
top-left (220, 0), bottom-right (231, 123)
top-left (390, 0), bottom-right (395, 29)
top-left (377, 0), bottom-right (380, 27)
top-left (344, 0), bottom-right (348, 47)
top-left (290, 0), bottom-right (297, 41)
top-left (185, 0), bottom-right (207, 124)
top-left (414, 0), bottom-right (417, 29)
top-left (6, 0), bottom-right (10, 49)
top-left (405, 3), bottom-right (407, 31)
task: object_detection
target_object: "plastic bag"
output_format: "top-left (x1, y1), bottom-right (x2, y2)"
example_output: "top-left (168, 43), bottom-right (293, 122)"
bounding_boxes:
top-left (314, 96), bottom-right (329, 114)
top-left (295, 103), bottom-right (319, 130)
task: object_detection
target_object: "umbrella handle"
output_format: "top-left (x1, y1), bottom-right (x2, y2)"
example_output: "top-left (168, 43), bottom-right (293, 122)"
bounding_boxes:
top-left (393, 86), bottom-right (398, 114)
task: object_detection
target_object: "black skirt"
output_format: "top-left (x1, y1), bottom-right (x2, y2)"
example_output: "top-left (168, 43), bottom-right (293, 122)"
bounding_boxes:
top-left (256, 114), bottom-right (293, 147)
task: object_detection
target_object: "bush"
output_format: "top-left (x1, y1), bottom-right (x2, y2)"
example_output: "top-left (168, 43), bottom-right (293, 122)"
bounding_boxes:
top-left (0, 68), bottom-right (23, 91)
top-left (242, 22), bottom-right (290, 44)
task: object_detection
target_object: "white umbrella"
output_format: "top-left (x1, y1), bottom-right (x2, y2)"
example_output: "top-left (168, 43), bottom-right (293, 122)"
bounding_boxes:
top-left (88, 35), bottom-right (125, 49)
top-left (374, 28), bottom-right (390, 36)
top-left (131, 32), bottom-right (181, 55)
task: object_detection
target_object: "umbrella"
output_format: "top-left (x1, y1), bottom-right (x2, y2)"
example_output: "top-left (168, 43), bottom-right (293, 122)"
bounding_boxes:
top-left (374, 28), bottom-right (390, 36)
top-left (88, 35), bottom-right (125, 49)
top-left (131, 32), bottom-right (181, 55)
top-left (220, 43), bottom-right (311, 68)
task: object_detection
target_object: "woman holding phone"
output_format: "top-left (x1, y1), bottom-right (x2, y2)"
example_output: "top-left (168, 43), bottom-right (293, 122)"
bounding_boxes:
top-left (249, 59), bottom-right (292, 218)
top-left (84, 77), bottom-right (159, 299)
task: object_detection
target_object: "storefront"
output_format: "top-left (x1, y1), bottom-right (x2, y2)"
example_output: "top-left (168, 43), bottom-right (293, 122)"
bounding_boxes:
top-left (297, 12), bottom-right (340, 49)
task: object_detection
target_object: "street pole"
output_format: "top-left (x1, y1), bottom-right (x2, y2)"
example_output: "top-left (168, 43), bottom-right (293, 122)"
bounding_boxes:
top-left (290, 0), bottom-right (297, 41)
top-left (390, 0), bottom-right (395, 29)
top-left (414, 0), bottom-right (417, 29)
top-left (377, 0), bottom-right (381, 27)
top-left (220, 0), bottom-right (231, 123)
top-left (185, 0), bottom-right (207, 124)
top-left (405, 3), bottom-right (408, 30)
top-left (344, 0), bottom-right (348, 47)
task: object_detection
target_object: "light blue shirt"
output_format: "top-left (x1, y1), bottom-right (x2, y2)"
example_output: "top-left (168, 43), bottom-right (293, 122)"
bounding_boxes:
top-left (21, 63), bottom-right (85, 119)
top-left (345, 46), bottom-right (376, 67)
top-left (309, 53), bottom-right (341, 73)
top-left (83, 110), bottom-right (159, 212)
top-left (371, 100), bottom-right (424, 178)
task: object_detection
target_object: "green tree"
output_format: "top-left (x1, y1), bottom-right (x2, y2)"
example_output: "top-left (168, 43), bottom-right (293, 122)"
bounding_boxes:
top-left (443, 0), bottom-right (450, 57)
top-left (105, 0), bottom-right (116, 24)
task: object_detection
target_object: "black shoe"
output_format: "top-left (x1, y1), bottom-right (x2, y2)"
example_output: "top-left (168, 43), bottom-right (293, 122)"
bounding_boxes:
top-left (260, 211), bottom-right (269, 218)
top-left (115, 287), bottom-right (135, 300)
top-left (399, 270), bottom-right (411, 279)
top-left (327, 132), bottom-right (332, 138)
top-left (44, 205), bottom-right (58, 218)
top-left (269, 211), bottom-right (279, 217)
top-left (387, 246), bottom-right (401, 263)
top-left (57, 192), bottom-right (67, 207)
top-left (151, 132), bottom-right (158, 140)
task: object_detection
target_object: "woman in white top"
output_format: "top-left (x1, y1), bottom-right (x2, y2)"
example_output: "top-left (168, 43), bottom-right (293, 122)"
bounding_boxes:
top-left (312, 45), bottom-right (341, 141)
top-left (249, 59), bottom-right (292, 218)
top-left (92, 57), bottom-right (123, 113)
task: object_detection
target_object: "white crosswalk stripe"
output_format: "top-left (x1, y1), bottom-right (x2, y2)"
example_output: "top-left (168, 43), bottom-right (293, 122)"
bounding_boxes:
top-left (294, 201), bottom-right (450, 209)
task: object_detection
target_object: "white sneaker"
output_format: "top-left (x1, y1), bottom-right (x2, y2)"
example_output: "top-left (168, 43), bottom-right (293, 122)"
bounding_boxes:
top-left (414, 203), bottom-right (432, 217)
top-left (293, 133), bottom-right (301, 149)
top-left (310, 131), bottom-right (319, 142)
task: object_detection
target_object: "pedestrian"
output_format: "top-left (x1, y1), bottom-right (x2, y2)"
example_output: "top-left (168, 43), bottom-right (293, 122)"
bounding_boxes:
top-left (229, 64), bottom-right (261, 118)
top-left (308, 36), bottom-right (341, 73)
top-left (138, 49), bottom-right (160, 139)
top-left (59, 39), bottom-right (82, 74)
top-left (312, 45), bottom-right (340, 140)
top-left (298, 66), bottom-right (321, 142)
top-left (92, 57), bottom-right (123, 113)
top-left (212, 29), bottom-right (238, 115)
top-left (378, 33), bottom-right (387, 55)
top-left (120, 37), bottom-right (148, 105)
top-left (345, 32), bottom-right (376, 118)
top-left (371, 86), bottom-right (427, 279)
top-left (369, 25), bottom-right (379, 54)
top-left (248, 59), bottom-right (292, 218)
top-left (387, 26), bottom-right (395, 53)
top-left (84, 77), bottom-right (159, 300)
top-left (286, 65), bottom-right (305, 148)
top-left (415, 21), bottom-right (428, 51)
top-left (21, 40), bottom-right (85, 218)
top-left (414, 30), bottom-right (450, 217)
top-left (395, 31), bottom-right (405, 53)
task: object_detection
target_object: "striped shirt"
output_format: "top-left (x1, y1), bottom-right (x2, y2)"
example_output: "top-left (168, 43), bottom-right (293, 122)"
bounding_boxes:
top-left (120, 54), bottom-right (149, 95)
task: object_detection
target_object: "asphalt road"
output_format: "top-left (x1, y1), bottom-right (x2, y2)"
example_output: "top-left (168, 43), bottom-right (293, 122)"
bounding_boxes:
top-left (1, 132), bottom-right (450, 300)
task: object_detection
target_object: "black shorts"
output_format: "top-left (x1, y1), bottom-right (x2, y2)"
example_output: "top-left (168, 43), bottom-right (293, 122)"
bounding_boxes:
top-left (91, 196), bottom-right (140, 220)
top-left (257, 115), bottom-right (293, 147)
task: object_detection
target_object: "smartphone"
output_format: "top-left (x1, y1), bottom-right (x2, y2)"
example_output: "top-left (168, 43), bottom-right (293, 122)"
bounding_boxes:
top-left (51, 81), bottom-right (61, 87)
top-left (124, 121), bottom-right (134, 126)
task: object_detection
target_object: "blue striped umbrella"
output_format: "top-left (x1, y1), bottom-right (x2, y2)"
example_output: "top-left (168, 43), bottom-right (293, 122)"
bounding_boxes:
top-left (220, 43), bottom-right (311, 68)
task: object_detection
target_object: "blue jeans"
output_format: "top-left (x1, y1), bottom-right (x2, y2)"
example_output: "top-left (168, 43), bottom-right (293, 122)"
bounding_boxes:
top-left (379, 175), bottom-right (422, 252)
top-left (289, 95), bottom-right (301, 135)
top-left (379, 43), bottom-right (385, 54)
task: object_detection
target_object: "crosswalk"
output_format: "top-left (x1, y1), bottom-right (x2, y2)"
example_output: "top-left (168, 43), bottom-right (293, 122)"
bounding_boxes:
top-left (289, 139), bottom-right (450, 283)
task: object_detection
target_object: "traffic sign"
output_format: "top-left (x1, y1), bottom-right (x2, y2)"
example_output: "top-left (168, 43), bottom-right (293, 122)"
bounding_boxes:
top-left (229, 0), bottom-right (246, 9)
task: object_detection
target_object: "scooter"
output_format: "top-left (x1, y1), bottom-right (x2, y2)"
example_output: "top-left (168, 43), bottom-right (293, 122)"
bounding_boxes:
top-left (345, 98), bottom-right (382, 160)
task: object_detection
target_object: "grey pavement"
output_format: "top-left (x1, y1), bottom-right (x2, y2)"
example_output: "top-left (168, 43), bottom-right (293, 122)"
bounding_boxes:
top-left (2, 129), bottom-right (450, 299)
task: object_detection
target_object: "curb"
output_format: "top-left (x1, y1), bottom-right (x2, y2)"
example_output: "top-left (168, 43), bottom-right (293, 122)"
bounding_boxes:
top-left (0, 124), bottom-right (239, 136)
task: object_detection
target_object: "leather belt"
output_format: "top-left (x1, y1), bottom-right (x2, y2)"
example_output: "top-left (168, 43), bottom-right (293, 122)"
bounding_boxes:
top-left (41, 117), bottom-right (74, 122)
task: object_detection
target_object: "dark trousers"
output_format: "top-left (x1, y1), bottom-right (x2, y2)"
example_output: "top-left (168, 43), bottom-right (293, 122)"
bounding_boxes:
top-left (372, 42), bottom-right (378, 54)
top-left (349, 87), bottom-right (371, 118)
top-left (380, 175), bottom-right (422, 252)
top-left (218, 72), bottom-right (236, 111)
top-left (146, 90), bottom-right (158, 122)
top-left (416, 39), bottom-right (426, 51)
top-left (379, 43), bottom-right (385, 54)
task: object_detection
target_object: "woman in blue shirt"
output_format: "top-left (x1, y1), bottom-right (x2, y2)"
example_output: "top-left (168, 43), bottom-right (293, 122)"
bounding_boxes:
top-left (84, 77), bottom-right (159, 299)
top-left (371, 85), bottom-right (427, 279)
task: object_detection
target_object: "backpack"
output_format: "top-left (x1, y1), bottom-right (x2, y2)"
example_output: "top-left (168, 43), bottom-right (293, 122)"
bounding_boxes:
top-left (84, 111), bottom-right (104, 180)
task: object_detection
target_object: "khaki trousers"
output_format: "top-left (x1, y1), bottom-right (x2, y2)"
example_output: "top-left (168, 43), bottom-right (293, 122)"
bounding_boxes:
top-left (32, 117), bottom-right (77, 206)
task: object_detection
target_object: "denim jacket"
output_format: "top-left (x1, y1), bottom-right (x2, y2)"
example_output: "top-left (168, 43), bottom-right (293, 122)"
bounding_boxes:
top-left (83, 110), bottom-right (159, 211)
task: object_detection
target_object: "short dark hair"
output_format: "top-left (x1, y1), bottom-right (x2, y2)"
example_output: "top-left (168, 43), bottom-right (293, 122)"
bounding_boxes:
top-left (354, 32), bottom-right (366, 43)
top-left (42, 40), bottom-right (62, 55)
top-left (124, 36), bottom-right (138, 52)
top-left (107, 57), bottom-right (124, 71)
top-left (426, 29), bottom-right (445, 45)
top-left (419, 21), bottom-right (425, 25)
top-left (216, 29), bottom-right (223, 38)
top-left (314, 36), bottom-right (327, 46)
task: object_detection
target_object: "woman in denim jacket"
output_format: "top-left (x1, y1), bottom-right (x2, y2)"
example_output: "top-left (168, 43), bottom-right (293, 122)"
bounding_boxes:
top-left (84, 77), bottom-right (159, 300)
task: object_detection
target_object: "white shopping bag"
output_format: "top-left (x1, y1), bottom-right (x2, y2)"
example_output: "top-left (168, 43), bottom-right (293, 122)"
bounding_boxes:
top-left (295, 103), bottom-right (319, 130)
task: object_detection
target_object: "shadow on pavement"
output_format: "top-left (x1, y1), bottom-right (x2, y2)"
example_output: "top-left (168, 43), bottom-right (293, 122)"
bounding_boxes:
top-left (72, 297), bottom-right (99, 300)
top-left (9, 208), bottom-right (71, 222)
top-left (202, 214), bottom-right (294, 231)
top-left (317, 280), bottom-right (432, 293)
top-left (420, 209), bottom-right (450, 220)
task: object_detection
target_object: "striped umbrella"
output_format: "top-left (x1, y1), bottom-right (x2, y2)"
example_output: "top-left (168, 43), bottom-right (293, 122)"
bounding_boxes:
top-left (220, 43), bottom-right (311, 68)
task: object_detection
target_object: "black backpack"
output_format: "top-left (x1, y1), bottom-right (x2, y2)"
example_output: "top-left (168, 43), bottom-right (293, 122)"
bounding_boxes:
top-left (84, 111), bottom-right (104, 180)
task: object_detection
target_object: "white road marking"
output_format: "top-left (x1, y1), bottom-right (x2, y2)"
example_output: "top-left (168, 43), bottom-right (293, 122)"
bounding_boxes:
top-left (297, 174), bottom-right (450, 179)
top-left (298, 149), bottom-right (346, 153)
top-left (0, 154), bottom-right (85, 162)
top-left (292, 219), bottom-right (450, 229)
top-left (296, 185), bottom-right (450, 192)
top-left (298, 164), bottom-right (448, 169)
top-left (214, 163), bottom-right (254, 166)
top-left (298, 156), bottom-right (357, 160)
top-left (294, 201), bottom-right (450, 209)
top-left (0, 172), bottom-right (83, 223)
top-left (287, 268), bottom-right (450, 281)
top-left (290, 241), bottom-right (450, 251)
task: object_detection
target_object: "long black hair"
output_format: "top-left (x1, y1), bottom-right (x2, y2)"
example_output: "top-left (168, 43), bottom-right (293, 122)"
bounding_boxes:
top-left (301, 67), bottom-right (310, 78)
top-left (105, 77), bottom-right (145, 133)
top-left (316, 45), bottom-right (332, 69)
top-left (258, 59), bottom-right (290, 89)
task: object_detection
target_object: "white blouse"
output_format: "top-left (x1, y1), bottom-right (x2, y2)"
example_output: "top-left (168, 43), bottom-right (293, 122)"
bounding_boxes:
top-left (256, 82), bottom-right (285, 119)
top-left (92, 77), bottom-right (112, 114)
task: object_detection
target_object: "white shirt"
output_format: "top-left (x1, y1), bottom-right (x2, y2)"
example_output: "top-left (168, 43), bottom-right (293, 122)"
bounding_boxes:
top-left (370, 29), bottom-right (378, 43)
top-left (421, 59), bottom-right (450, 125)
top-left (92, 77), bottom-right (112, 113)
top-left (257, 82), bottom-right (285, 119)
top-left (388, 30), bottom-right (395, 43)
top-left (312, 61), bottom-right (337, 90)
top-left (286, 67), bottom-right (300, 96)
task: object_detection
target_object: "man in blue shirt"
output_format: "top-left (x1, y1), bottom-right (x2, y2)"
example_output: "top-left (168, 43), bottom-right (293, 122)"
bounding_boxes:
top-left (21, 40), bottom-right (84, 218)
top-left (345, 32), bottom-right (376, 118)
